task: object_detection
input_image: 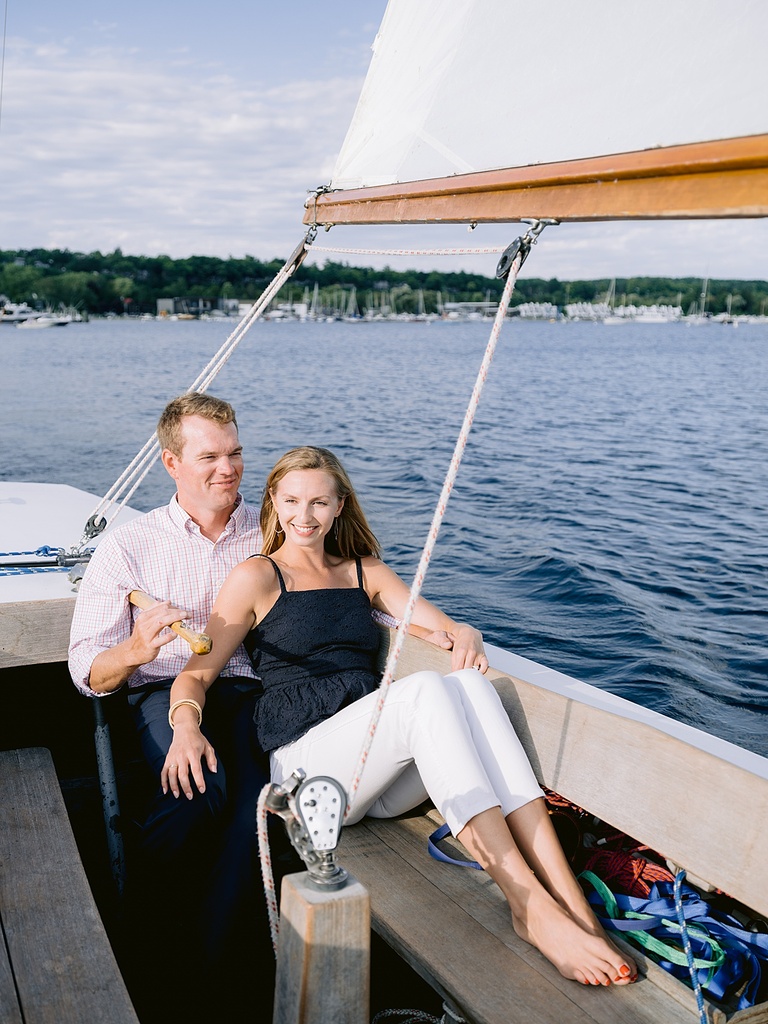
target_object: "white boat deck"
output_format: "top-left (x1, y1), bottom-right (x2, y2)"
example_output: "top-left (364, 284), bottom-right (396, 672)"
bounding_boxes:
top-left (0, 482), bottom-right (141, 667)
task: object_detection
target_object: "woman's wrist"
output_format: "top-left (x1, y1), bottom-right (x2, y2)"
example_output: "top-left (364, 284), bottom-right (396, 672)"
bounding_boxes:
top-left (168, 697), bottom-right (203, 729)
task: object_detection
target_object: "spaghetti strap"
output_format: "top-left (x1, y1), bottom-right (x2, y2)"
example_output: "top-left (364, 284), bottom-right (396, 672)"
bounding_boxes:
top-left (355, 556), bottom-right (364, 589)
top-left (248, 553), bottom-right (287, 593)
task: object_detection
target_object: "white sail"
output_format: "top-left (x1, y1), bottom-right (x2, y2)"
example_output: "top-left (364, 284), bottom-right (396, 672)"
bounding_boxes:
top-left (332, 0), bottom-right (768, 191)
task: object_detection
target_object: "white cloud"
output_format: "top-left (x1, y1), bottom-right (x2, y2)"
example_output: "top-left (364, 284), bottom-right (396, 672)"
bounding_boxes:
top-left (0, 37), bottom-right (363, 259)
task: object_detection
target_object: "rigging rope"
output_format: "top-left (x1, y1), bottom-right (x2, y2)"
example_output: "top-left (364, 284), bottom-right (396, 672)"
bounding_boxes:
top-left (343, 245), bottom-right (526, 820)
top-left (674, 870), bottom-right (708, 1024)
top-left (256, 785), bottom-right (281, 953)
top-left (308, 245), bottom-right (507, 257)
top-left (73, 231), bottom-right (315, 552)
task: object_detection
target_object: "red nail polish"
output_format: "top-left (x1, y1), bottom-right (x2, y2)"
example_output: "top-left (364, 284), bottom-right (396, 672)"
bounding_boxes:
top-left (619, 964), bottom-right (631, 977)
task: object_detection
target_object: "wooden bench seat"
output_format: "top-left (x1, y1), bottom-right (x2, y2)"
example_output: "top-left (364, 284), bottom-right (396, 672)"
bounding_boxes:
top-left (336, 630), bottom-right (768, 1024)
top-left (0, 747), bottom-right (138, 1024)
top-left (341, 812), bottom-right (682, 1024)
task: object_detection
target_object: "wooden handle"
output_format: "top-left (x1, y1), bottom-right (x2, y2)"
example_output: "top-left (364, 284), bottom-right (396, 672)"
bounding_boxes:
top-left (128, 590), bottom-right (213, 655)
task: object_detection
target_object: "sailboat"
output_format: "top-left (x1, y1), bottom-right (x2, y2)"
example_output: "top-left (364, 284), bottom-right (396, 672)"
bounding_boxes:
top-left (684, 277), bottom-right (712, 323)
top-left (2, 1), bottom-right (768, 1022)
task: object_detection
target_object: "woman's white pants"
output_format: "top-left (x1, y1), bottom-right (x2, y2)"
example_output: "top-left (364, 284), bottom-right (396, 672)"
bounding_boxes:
top-left (270, 668), bottom-right (543, 837)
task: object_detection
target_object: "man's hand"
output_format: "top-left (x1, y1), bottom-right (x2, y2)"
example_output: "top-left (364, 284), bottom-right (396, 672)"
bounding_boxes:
top-left (88, 598), bottom-right (191, 693)
top-left (127, 599), bottom-right (191, 665)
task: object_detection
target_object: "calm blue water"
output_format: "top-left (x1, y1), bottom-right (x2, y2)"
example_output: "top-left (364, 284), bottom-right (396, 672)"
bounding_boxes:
top-left (3, 316), bottom-right (767, 755)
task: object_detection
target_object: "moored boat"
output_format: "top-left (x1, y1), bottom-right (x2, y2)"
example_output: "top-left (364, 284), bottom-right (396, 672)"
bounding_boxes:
top-left (0, 300), bottom-right (38, 323)
top-left (15, 313), bottom-right (72, 328)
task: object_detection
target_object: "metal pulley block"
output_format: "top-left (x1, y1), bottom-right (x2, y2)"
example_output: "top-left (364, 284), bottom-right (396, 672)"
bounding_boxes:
top-left (496, 219), bottom-right (559, 279)
top-left (83, 513), bottom-right (108, 540)
top-left (495, 236), bottom-right (531, 279)
top-left (266, 769), bottom-right (349, 891)
top-left (294, 775), bottom-right (346, 851)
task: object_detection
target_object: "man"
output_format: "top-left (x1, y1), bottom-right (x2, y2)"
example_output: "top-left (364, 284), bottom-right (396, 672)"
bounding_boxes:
top-left (69, 392), bottom-right (269, 1021)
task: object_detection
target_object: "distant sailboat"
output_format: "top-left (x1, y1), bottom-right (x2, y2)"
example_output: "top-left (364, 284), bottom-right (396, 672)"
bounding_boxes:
top-left (342, 286), bottom-right (361, 321)
top-left (684, 277), bottom-right (711, 323)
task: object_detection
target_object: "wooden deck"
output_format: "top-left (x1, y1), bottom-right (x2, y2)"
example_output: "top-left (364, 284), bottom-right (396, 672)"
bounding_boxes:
top-left (0, 747), bottom-right (138, 1024)
top-left (0, 586), bottom-right (76, 670)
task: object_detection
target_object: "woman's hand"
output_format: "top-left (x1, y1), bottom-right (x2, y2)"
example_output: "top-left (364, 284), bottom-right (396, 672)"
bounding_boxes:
top-left (161, 721), bottom-right (218, 800)
top-left (418, 628), bottom-right (454, 651)
top-left (445, 623), bottom-right (488, 674)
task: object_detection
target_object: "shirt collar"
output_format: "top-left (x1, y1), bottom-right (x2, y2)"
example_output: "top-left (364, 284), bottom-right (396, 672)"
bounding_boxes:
top-left (168, 493), bottom-right (244, 536)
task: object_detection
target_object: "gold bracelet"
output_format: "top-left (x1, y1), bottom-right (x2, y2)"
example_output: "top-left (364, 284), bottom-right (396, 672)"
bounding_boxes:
top-left (168, 698), bottom-right (203, 729)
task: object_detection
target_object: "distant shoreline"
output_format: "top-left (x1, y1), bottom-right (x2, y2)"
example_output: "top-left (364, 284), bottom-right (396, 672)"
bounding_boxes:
top-left (2, 246), bottom-right (767, 319)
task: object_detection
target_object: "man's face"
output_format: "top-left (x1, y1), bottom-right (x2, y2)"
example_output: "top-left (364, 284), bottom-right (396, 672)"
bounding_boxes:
top-left (162, 415), bottom-right (244, 517)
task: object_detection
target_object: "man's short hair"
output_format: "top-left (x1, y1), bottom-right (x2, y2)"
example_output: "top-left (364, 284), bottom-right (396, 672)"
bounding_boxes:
top-left (157, 392), bottom-right (238, 456)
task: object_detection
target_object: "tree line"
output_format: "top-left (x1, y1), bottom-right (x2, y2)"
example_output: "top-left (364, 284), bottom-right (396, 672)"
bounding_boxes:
top-left (1, 247), bottom-right (766, 317)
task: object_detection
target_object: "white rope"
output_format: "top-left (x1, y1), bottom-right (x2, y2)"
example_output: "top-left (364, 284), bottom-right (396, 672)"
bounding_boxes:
top-left (308, 245), bottom-right (506, 257)
top-left (256, 782), bottom-right (281, 955)
top-left (74, 236), bottom-right (310, 550)
top-left (343, 251), bottom-right (524, 820)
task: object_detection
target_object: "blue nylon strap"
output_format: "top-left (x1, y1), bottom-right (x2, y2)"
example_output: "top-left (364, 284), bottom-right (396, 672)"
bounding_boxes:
top-left (427, 823), bottom-right (484, 871)
top-left (585, 877), bottom-right (768, 1010)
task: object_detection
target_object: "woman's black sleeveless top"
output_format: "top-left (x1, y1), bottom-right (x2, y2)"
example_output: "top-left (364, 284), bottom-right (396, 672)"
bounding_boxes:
top-left (244, 555), bottom-right (380, 752)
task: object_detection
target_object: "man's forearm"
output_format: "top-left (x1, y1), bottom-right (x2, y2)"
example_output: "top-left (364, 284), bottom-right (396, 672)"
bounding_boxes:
top-left (87, 643), bottom-right (144, 694)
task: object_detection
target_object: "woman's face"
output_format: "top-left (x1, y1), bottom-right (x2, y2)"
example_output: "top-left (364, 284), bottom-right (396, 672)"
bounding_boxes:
top-left (271, 469), bottom-right (344, 546)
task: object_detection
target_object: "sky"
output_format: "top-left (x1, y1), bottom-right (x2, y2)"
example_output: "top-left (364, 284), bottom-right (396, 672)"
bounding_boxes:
top-left (1, 0), bottom-right (766, 283)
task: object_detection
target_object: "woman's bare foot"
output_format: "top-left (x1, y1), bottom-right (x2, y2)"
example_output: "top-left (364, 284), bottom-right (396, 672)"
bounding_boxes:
top-left (457, 805), bottom-right (637, 985)
top-left (512, 887), bottom-right (637, 986)
top-left (552, 885), bottom-right (638, 984)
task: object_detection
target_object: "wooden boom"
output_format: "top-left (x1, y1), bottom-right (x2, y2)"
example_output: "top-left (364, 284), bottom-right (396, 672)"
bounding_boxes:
top-left (305, 134), bottom-right (768, 225)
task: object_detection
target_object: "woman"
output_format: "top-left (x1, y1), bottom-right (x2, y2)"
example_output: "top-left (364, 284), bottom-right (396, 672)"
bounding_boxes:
top-left (163, 446), bottom-right (637, 988)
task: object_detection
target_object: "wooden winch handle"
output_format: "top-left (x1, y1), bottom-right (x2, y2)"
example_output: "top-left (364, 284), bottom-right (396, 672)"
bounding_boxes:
top-left (128, 590), bottom-right (213, 655)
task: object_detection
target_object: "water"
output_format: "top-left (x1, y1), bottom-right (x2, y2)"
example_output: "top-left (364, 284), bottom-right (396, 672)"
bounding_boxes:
top-left (3, 316), bottom-right (768, 755)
